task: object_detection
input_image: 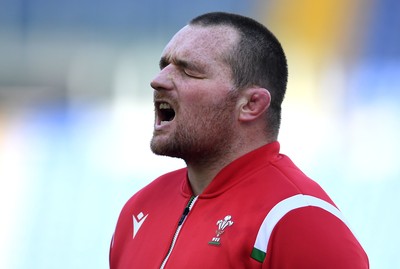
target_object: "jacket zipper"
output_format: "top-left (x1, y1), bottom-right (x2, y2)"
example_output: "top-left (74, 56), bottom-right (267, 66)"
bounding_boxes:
top-left (159, 195), bottom-right (198, 269)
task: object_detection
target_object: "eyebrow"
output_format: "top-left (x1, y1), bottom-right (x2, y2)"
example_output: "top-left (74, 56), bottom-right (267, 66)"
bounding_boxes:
top-left (159, 56), bottom-right (205, 73)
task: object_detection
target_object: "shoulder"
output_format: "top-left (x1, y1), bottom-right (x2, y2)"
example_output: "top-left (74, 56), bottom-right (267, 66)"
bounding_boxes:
top-left (265, 153), bottom-right (333, 200)
top-left (250, 193), bottom-right (369, 268)
top-left (265, 204), bottom-right (369, 268)
top-left (133, 167), bottom-right (187, 198)
top-left (141, 168), bottom-right (187, 194)
top-left (120, 168), bottom-right (187, 213)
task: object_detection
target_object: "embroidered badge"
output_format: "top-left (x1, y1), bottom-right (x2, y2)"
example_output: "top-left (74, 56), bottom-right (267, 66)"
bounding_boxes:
top-left (208, 215), bottom-right (234, 246)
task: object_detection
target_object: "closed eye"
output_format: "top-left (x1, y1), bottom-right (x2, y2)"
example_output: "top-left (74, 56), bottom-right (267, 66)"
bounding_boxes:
top-left (183, 69), bottom-right (204, 79)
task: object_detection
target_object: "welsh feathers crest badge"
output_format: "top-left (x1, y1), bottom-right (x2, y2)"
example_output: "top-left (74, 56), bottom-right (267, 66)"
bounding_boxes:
top-left (208, 215), bottom-right (234, 246)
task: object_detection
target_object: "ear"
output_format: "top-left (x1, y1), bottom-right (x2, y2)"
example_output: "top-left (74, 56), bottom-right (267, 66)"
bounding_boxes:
top-left (238, 87), bottom-right (271, 122)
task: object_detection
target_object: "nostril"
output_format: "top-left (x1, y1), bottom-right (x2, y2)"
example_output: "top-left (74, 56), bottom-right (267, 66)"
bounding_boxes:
top-left (150, 75), bottom-right (171, 91)
top-left (150, 80), bottom-right (158, 90)
top-left (150, 76), bottom-right (162, 90)
top-left (151, 65), bottom-right (175, 91)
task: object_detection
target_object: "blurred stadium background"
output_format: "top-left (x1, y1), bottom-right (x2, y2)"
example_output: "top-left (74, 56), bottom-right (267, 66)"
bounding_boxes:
top-left (0, 0), bottom-right (399, 268)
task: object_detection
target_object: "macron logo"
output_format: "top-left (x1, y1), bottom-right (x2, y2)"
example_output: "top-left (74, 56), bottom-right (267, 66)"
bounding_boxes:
top-left (133, 212), bottom-right (148, 239)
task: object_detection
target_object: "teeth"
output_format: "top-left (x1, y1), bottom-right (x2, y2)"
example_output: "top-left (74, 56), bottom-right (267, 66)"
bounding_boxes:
top-left (159, 103), bottom-right (171, 109)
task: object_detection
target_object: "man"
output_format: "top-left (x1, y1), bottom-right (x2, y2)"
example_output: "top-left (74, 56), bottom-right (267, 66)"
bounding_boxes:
top-left (110, 12), bottom-right (369, 268)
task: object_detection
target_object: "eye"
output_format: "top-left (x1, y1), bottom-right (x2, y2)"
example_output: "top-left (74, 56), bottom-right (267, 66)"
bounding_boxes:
top-left (183, 69), bottom-right (195, 77)
top-left (183, 69), bottom-right (203, 79)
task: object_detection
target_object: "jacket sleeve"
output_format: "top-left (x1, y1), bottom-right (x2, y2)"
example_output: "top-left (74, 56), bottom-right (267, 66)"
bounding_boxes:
top-left (263, 206), bottom-right (369, 269)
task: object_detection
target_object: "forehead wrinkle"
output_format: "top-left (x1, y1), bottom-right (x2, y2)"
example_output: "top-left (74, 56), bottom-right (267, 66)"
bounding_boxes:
top-left (160, 53), bottom-right (206, 73)
top-left (160, 25), bottom-right (238, 75)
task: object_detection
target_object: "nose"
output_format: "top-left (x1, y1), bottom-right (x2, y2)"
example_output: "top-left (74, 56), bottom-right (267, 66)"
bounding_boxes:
top-left (150, 65), bottom-right (174, 91)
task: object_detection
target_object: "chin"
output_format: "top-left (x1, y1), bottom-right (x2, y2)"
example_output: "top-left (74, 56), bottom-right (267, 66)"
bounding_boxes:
top-left (151, 139), bottom-right (178, 158)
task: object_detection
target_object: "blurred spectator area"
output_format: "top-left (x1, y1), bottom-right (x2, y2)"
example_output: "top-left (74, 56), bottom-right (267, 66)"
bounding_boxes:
top-left (1, 1), bottom-right (400, 269)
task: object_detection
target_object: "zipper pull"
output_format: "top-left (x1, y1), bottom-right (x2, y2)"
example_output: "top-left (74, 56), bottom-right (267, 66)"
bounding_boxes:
top-left (178, 207), bottom-right (190, 226)
top-left (177, 196), bottom-right (196, 226)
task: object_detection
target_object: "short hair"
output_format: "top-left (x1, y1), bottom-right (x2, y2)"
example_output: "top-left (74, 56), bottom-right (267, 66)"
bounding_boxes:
top-left (190, 12), bottom-right (288, 139)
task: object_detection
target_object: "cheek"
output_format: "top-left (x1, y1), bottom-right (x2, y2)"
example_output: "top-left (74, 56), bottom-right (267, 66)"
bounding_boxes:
top-left (181, 88), bottom-right (209, 104)
top-left (176, 78), bottom-right (235, 117)
top-left (182, 83), bottom-right (231, 105)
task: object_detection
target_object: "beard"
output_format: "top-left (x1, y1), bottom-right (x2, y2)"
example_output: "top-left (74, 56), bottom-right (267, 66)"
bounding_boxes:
top-left (150, 90), bottom-right (239, 165)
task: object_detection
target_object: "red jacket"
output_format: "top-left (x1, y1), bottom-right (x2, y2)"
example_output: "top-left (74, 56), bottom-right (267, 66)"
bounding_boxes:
top-left (110, 142), bottom-right (369, 268)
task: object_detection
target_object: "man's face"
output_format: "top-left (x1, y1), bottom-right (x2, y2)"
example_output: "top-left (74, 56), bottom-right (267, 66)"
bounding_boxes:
top-left (150, 25), bottom-right (240, 163)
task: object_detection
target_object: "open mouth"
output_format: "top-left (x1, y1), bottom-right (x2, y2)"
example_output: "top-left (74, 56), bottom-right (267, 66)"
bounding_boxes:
top-left (156, 102), bottom-right (176, 124)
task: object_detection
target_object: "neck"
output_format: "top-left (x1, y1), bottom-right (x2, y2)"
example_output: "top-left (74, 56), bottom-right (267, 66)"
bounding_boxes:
top-left (186, 158), bottom-right (230, 196)
top-left (185, 137), bottom-right (271, 195)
